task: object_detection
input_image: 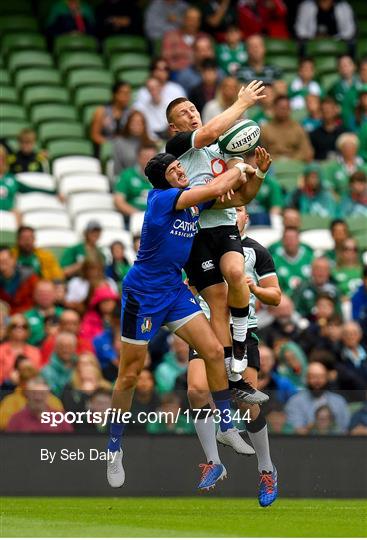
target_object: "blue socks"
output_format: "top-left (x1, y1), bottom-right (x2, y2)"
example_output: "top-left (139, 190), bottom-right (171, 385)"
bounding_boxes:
top-left (212, 389), bottom-right (233, 432)
top-left (107, 422), bottom-right (125, 452)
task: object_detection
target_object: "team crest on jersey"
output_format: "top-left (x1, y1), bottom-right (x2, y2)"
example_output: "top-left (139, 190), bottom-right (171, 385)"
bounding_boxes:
top-left (141, 317), bottom-right (152, 333)
top-left (189, 205), bottom-right (199, 217)
top-left (210, 158), bottom-right (226, 177)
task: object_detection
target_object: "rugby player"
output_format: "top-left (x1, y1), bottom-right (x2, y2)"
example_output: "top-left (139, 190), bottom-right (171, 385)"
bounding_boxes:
top-left (166, 80), bottom-right (268, 396)
top-left (106, 153), bottom-right (257, 491)
top-left (188, 206), bottom-right (281, 507)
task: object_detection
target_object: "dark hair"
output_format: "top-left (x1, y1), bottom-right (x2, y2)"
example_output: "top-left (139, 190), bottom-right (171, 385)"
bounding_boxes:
top-left (166, 97), bottom-right (189, 123)
top-left (363, 266), bottom-right (367, 278)
top-left (337, 53), bottom-right (354, 63)
top-left (200, 58), bottom-right (217, 70)
top-left (120, 110), bottom-right (155, 145)
top-left (150, 57), bottom-right (169, 72)
top-left (299, 57), bottom-right (314, 66)
top-left (14, 354), bottom-right (30, 370)
top-left (321, 96), bottom-right (336, 106)
top-left (274, 95), bottom-right (289, 106)
top-left (17, 225), bottom-right (34, 237)
top-left (138, 144), bottom-right (158, 155)
top-left (112, 81), bottom-right (130, 95)
top-left (350, 171), bottom-right (367, 184)
top-left (0, 246), bottom-right (12, 255)
top-left (330, 218), bottom-right (348, 232)
top-left (283, 226), bottom-right (299, 235)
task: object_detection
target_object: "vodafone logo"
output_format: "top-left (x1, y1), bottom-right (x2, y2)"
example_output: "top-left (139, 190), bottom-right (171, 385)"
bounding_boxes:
top-left (211, 158), bottom-right (226, 177)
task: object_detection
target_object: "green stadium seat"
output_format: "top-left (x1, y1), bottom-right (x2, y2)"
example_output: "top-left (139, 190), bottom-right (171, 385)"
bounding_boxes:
top-left (282, 71), bottom-right (298, 86)
top-left (0, 104), bottom-right (26, 121)
top-left (23, 86), bottom-right (69, 109)
top-left (0, 86), bottom-right (17, 104)
top-left (110, 53), bottom-right (150, 73)
top-left (319, 73), bottom-right (339, 92)
top-left (100, 141), bottom-right (112, 163)
top-left (7, 51), bottom-right (53, 74)
top-left (67, 69), bottom-right (113, 92)
top-left (354, 0), bottom-right (367, 17)
top-left (305, 39), bottom-right (347, 57)
top-left (74, 87), bottom-right (111, 111)
top-left (0, 0), bottom-right (32, 15)
top-left (104, 35), bottom-right (147, 56)
top-left (30, 104), bottom-right (78, 125)
top-left (38, 122), bottom-right (85, 144)
top-left (314, 56), bottom-right (337, 75)
top-left (264, 38), bottom-right (297, 55)
top-left (291, 109), bottom-right (307, 123)
top-left (58, 52), bottom-right (104, 74)
top-left (301, 215), bottom-right (331, 231)
top-left (359, 20), bottom-right (367, 38)
top-left (272, 159), bottom-right (304, 191)
top-left (82, 104), bottom-right (98, 127)
top-left (356, 230), bottom-right (367, 250)
top-left (357, 39), bottom-right (367, 60)
top-left (1, 33), bottom-right (47, 58)
top-left (0, 15), bottom-right (38, 33)
top-left (0, 119), bottom-right (30, 139)
top-left (47, 139), bottom-right (94, 160)
top-left (0, 69), bottom-right (11, 86)
top-left (116, 69), bottom-right (149, 88)
top-left (15, 68), bottom-right (61, 92)
top-left (54, 34), bottom-right (98, 57)
top-left (346, 216), bottom-right (367, 235)
top-left (266, 55), bottom-right (298, 72)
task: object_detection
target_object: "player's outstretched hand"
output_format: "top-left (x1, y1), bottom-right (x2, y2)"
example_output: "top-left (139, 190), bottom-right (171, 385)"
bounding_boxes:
top-left (237, 80), bottom-right (266, 108)
top-left (255, 146), bottom-right (272, 173)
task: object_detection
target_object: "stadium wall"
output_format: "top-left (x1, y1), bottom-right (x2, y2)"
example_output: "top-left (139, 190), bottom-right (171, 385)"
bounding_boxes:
top-left (1, 434), bottom-right (366, 498)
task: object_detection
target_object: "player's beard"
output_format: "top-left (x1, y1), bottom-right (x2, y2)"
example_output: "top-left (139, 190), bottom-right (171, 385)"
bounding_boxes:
top-left (307, 384), bottom-right (327, 398)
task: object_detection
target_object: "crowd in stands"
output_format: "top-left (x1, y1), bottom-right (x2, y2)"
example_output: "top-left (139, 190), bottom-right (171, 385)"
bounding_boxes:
top-left (0, 0), bottom-right (366, 437)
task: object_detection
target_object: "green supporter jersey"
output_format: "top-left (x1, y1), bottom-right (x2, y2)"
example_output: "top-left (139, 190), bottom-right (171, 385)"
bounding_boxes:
top-left (60, 242), bottom-right (105, 268)
top-left (332, 265), bottom-right (362, 297)
top-left (25, 306), bottom-right (64, 345)
top-left (246, 174), bottom-right (283, 214)
top-left (322, 158), bottom-right (367, 197)
top-left (114, 166), bottom-right (151, 211)
top-left (16, 252), bottom-right (42, 276)
top-left (328, 77), bottom-right (358, 127)
top-left (216, 42), bottom-right (248, 76)
top-left (0, 173), bottom-right (19, 211)
top-left (292, 280), bottom-right (342, 318)
top-left (269, 241), bottom-right (314, 295)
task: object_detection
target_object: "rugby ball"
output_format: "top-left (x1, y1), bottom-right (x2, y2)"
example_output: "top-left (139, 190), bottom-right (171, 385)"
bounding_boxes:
top-left (218, 119), bottom-right (260, 155)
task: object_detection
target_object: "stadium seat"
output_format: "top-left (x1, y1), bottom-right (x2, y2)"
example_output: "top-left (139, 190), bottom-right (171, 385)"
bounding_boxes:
top-left (1, 33), bottom-right (47, 59)
top-left (264, 38), bottom-right (297, 55)
top-left (346, 216), bottom-right (367, 235)
top-left (272, 159), bottom-right (304, 191)
top-left (319, 73), bottom-right (339, 92)
top-left (0, 210), bottom-right (17, 245)
top-left (0, 69), bottom-right (11, 86)
top-left (246, 227), bottom-right (281, 248)
top-left (0, 15), bottom-right (38, 34)
top-left (67, 192), bottom-right (114, 217)
top-left (130, 212), bottom-right (145, 237)
top-left (0, 87), bottom-right (18, 104)
top-left (47, 140), bottom-right (94, 161)
top-left (0, 0), bottom-right (33, 15)
top-left (16, 173), bottom-right (56, 194)
top-left (301, 215), bottom-right (331, 231)
top-left (74, 87), bottom-right (111, 111)
top-left (104, 35), bottom-right (147, 56)
top-left (355, 230), bottom-right (367, 251)
top-left (305, 39), bottom-right (347, 57)
top-left (53, 156), bottom-right (101, 180)
top-left (266, 55), bottom-right (298, 72)
top-left (30, 104), bottom-right (77, 126)
top-left (35, 228), bottom-right (78, 249)
top-left (67, 69), bottom-right (113, 92)
top-left (81, 104), bottom-right (99, 127)
top-left (0, 119), bottom-right (30, 139)
top-left (98, 230), bottom-right (135, 262)
top-left (109, 53), bottom-right (150, 73)
top-left (15, 68), bottom-right (62, 93)
top-left (58, 52), bottom-right (104, 74)
top-left (300, 229), bottom-right (333, 251)
top-left (7, 51), bottom-right (53, 74)
top-left (59, 173), bottom-right (109, 197)
top-left (359, 20), bottom-right (367, 38)
top-left (38, 122), bottom-right (84, 145)
top-left (22, 210), bottom-right (71, 230)
top-left (314, 56), bottom-right (337, 75)
top-left (100, 141), bottom-right (112, 163)
top-left (16, 192), bottom-right (63, 214)
top-left (54, 34), bottom-right (98, 57)
top-left (0, 104), bottom-right (26, 121)
top-left (74, 211), bottom-right (123, 233)
top-left (22, 86), bottom-right (69, 109)
top-left (357, 39), bottom-right (367, 60)
top-left (116, 69), bottom-right (149, 88)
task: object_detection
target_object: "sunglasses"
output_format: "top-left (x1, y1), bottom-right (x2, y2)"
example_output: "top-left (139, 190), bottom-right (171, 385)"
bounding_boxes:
top-left (343, 246), bottom-right (358, 251)
top-left (11, 323), bottom-right (28, 330)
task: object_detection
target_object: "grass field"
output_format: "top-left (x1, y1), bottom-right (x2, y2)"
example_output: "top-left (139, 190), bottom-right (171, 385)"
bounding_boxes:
top-left (1, 497), bottom-right (366, 537)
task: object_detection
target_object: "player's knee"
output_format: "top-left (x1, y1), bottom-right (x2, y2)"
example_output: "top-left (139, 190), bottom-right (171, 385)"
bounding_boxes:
top-left (205, 341), bottom-right (224, 364)
top-left (118, 371), bottom-right (139, 390)
top-left (187, 385), bottom-right (209, 407)
top-left (225, 266), bottom-right (245, 286)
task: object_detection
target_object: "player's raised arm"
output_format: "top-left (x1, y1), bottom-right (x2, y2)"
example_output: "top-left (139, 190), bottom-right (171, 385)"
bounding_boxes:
top-left (194, 81), bottom-right (266, 149)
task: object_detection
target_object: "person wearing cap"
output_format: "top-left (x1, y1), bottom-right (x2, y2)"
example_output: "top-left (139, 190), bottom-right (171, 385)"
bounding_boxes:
top-left (106, 149), bottom-right (271, 491)
top-left (60, 220), bottom-right (105, 279)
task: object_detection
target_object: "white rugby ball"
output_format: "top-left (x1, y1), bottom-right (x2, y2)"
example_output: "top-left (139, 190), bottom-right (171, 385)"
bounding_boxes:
top-left (218, 119), bottom-right (260, 155)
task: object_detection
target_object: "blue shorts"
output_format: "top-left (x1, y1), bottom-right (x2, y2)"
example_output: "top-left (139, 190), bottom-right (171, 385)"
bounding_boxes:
top-left (120, 282), bottom-right (202, 343)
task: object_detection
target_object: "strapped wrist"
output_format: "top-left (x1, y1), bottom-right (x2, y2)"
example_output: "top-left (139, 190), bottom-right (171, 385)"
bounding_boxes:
top-left (255, 168), bottom-right (266, 179)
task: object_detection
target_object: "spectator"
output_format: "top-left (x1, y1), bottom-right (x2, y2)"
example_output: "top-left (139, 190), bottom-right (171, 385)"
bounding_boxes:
top-left (144, 0), bottom-right (188, 42)
top-left (339, 171), bottom-right (367, 218)
top-left (274, 337), bottom-right (308, 389)
top-left (24, 280), bottom-right (64, 346)
top-left (93, 316), bottom-right (120, 381)
top-left (135, 58), bottom-right (186, 107)
top-left (352, 266), bottom-right (367, 341)
top-left (80, 285), bottom-right (119, 342)
top-left (288, 162), bottom-right (338, 218)
top-left (324, 219), bottom-right (350, 266)
top-left (299, 304), bottom-right (343, 357)
top-left (351, 84), bottom-right (367, 131)
top-left (237, 0), bottom-right (289, 39)
top-left (325, 133), bottom-right (366, 197)
top-left (285, 362), bottom-right (350, 434)
top-left (349, 397), bottom-right (367, 435)
top-left (155, 335), bottom-right (188, 394)
top-left (90, 81), bottom-right (131, 150)
top-left (309, 97), bottom-right (346, 160)
top-left (215, 25), bottom-right (247, 76)
top-left (293, 257), bottom-right (341, 318)
top-left (0, 247), bottom-right (38, 314)
top-left (258, 295), bottom-right (304, 347)
top-left (147, 392), bottom-right (194, 434)
top-left (133, 78), bottom-right (169, 139)
top-left (261, 95), bottom-right (313, 161)
top-left (41, 309), bottom-right (94, 366)
top-left (302, 94), bottom-right (322, 133)
top-left (295, 0), bottom-right (356, 43)
top-left (41, 332), bottom-right (77, 397)
top-left (188, 58), bottom-right (220, 114)
top-left (130, 369), bottom-right (160, 432)
top-left (0, 145), bottom-right (20, 212)
top-left (113, 110), bottom-right (158, 175)
top-left (0, 356), bottom-right (63, 430)
top-left (332, 238), bottom-right (362, 298)
top-left (251, 83), bottom-right (275, 126)
top-left (202, 76), bottom-right (239, 123)
top-left (61, 220), bottom-right (105, 279)
top-left (289, 58), bottom-right (322, 111)
top-left (96, 0), bottom-right (142, 39)
top-left (6, 376), bottom-right (72, 433)
top-left (77, 388), bottom-right (113, 434)
top-left (329, 55), bottom-right (358, 128)
top-left (114, 145), bottom-right (156, 218)
top-left (270, 227), bottom-right (314, 295)
top-left (0, 315), bottom-right (41, 386)
top-left (11, 226), bottom-right (63, 281)
top-left (46, 0), bottom-right (96, 38)
top-left (309, 405), bottom-right (339, 435)
top-left (201, 0), bottom-right (237, 38)
top-left (162, 6), bottom-right (206, 72)
top-left (257, 344), bottom-right (297, 405)
top-left (8, 129), bottom-right (48, 174)
top-left (266, 404), bottom-right (294, 434)
top-left (340, 321), bottom-right (367, 390)
top-left (237, 35), bottom-right (282, 85)
top-left (176, 35), bottom-right (216, 92)
top-left (0, 300), bottom-right (9, 344)
top-left (105, 241), bottom-right (131, 284)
